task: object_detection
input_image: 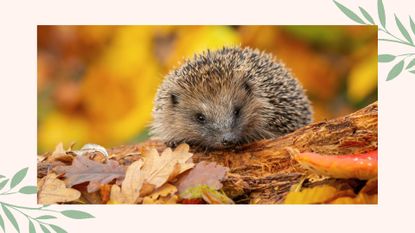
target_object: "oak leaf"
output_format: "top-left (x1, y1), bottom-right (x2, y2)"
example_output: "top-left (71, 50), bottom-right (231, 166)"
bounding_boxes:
top-left (47, 142), bottom-right (74, 163)
top-left (38, 173), bottom-right (81, 204)
top-left (142, 183), bottom-right (178, 204)
top-left (55, 156), bottom-right (125, 193)
top-left (176, 161), bottom-right (229, 193)
top-left (141, 144), bottom-right (194, 189)
top-left (117, 160), bottom-right (145, 204)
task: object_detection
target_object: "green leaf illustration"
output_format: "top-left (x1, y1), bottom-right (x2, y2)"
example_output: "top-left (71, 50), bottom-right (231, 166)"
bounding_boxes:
top-left (410, 70), bottom-right (415, 74)
top-left (49, 224), bottom-right (67, 233)
top-left (359, 7), bottom-right (375, 24)
top-left (1, 205), bottom-right (20, 232)
top-left (378, 54), bottom-right (396, 62)
top-left (19, 186), bottom-right (37, 194)
top-left (410, 17), bottom-right (415, 37)
top-left (0, 175), bottom-right (4, 179)
top-left (61, 210), bottom-right (94, 219)
top-left (10, 167), bottom-right (28, 189)
top-left (395, 15), bottom-right (413, 44)
top-left (0, 214), bottom-right (5, 232)
top-left (406, 58), bottom-right (415, 69)
top-left (0, 167), bottom-right (95, 233)
top-left (387, 60), bottom-right (405, 81)
top-left (378, 0), bottom-right (386, 28)
top-left (40, 224), bottom-right (51, 233)
top-left (0, 179), bottom-right (8, 191)
top-left (333, 0), bottom-right (365, 24)
top-left (29, 220), bottom-right (36, 233)
top-left (36, 215), bottom-right (57, 220)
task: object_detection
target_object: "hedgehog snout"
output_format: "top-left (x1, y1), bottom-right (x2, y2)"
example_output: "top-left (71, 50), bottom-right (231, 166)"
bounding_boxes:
top-left (221, 132), bottom-right (238, 147)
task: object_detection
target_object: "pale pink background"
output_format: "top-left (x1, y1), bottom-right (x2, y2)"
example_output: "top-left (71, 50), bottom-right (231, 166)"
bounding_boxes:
top-left (0, 0), bottom-right (414, 232)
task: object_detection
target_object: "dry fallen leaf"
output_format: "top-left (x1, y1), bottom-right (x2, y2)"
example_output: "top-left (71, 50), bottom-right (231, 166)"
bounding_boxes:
top-left (55, 156), bottom-right (125, 193)
top-left (176, 161), bottom-right (229, 193)
top-left (143, 195), bottom-right (178, 204)
top-left (329, 193), bottom-right (377, 204)
top-left (47, 142), bottom-right (74, 163)
top-left (141, 144), bottom-right (194, 189)
top-left (108, 185), bottom-right (126, 204)
top-left (283, 185), bottom-right (355, 204)
top-left (180, 185), bottom-right (234, 204)
top-left (38, 173), bottom-right (81, 204)
top-left (108, 144), bottom-right (193, 204)
top-left (120, 160), bottom-right (144, 204)
top-left (142, 183), bottom-right (178, 204)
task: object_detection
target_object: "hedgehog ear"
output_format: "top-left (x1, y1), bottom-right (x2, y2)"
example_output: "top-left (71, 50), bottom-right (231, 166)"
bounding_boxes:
top-left (170, 93), bottom-right (179, 106)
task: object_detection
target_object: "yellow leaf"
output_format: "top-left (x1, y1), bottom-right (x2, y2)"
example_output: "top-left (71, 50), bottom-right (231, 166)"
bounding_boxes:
top-left (330, 193), bottom-right (377, 204)
top-left (284, 185), bottom-right (340, 204)
top-left (142, 183), bottom-right (178, 204)
top-left (167, 26), bottom-right (240, 68)
top-left (347, 52), bottom-right (378, 102)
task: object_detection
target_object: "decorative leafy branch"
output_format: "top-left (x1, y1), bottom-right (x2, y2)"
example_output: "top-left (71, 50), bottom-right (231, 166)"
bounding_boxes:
top-left (0, 168), bottom-right (94, 233)
top-left (333, 0), bottom-right (415, 80)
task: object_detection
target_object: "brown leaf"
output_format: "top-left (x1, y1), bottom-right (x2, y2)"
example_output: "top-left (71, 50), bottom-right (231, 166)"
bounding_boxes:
top-left (108, 185), bottom-right (126, 204)
top-left (141, 144), bottom-right (194, 188)
top-left (100, 184), bottom-right (112, 204)
top-left (177, 161), bottom-right (229, 193)
top-left (147, 183), bottom-right (177, 200)
top-left (38, 173), bottom-right (81, 204)
top-left (120, 160), bottom-right (144, 203)
top-left (142, 183), bottom-right (178, 204)
top-left (47, 142), bottom-right (74, 163)
top-left (55, 156), bottom-right (125, 193)
top-left (143, 195), bottom-right (178, 204)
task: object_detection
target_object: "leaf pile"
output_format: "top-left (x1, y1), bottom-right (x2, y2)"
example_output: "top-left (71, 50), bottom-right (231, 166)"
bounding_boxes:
top-left (37, 142), bottom-right (232, 204)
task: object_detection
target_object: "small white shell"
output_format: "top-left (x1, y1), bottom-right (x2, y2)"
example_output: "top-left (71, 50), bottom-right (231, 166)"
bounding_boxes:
top-left (73, 143), bottom-right (109, 157)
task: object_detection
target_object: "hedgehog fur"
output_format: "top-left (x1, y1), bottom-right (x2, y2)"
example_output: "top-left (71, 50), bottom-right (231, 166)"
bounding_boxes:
top-left (150, 47), bottom-right (312, 150)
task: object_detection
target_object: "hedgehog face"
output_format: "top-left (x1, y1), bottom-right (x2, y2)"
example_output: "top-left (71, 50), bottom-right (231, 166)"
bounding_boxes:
top-left (161, 78), bottom-right (268, 150)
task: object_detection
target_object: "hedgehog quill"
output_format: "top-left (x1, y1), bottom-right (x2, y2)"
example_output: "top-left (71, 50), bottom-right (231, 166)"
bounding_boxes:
top-left (151, 47), bottom-right (312, 151)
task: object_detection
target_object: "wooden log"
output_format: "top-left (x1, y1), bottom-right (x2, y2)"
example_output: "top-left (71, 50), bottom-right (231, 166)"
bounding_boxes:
top-left (38, 102), bottom-right (377, 204)
top-left (192, 102), bottom-right (378, 203)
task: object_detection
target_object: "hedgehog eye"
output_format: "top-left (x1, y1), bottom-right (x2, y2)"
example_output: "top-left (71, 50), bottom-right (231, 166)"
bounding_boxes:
top-left (171, 94), bottom-right (178, 105)
top-left (233, 107), bottom-right (241, 117)
top-left (195, 113), bottom-right (206, 124)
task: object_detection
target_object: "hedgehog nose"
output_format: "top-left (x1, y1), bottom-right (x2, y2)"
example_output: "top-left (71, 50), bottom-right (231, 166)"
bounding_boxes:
top-left (221, 133), bottom-right (236, 146)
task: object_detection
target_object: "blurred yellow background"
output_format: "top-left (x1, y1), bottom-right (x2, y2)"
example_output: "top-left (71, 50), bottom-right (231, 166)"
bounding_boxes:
top-left (37, 26), bottom-right (377, 153)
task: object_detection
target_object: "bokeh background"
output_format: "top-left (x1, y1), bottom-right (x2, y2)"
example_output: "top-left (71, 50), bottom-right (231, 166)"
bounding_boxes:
top-left (37, 26), bottom-right (377, 153)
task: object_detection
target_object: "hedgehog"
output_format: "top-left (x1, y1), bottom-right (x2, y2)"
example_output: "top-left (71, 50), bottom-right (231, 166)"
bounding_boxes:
top-left (150, 47), bottom-right (312, 151)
